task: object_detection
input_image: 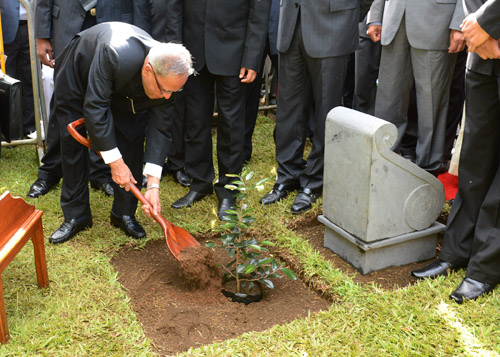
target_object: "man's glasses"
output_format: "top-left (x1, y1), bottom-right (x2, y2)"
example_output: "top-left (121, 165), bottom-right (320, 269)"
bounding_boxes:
top-left (148, 62), bottom-right (183, 95)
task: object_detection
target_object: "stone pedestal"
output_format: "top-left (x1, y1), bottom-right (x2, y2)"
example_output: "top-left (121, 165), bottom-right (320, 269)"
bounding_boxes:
top-left (321, 107), bottom-right (446, 274)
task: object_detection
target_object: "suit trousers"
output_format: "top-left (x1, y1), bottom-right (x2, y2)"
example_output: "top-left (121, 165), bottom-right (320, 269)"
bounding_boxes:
top-left (163, 92), bottom-right (186, 172)
top-left (4, 22), bottom-right (35, 135)
top-left (375, 15), bottom-right (456, 171)
top-left (352, 36), bottom-right (381, 115)
top-left (183, 67), bottom-right (245, 199)
top-left (276, 18), bottom-right (348, 191)
top-left (440, 70), bottom-right (500, 285)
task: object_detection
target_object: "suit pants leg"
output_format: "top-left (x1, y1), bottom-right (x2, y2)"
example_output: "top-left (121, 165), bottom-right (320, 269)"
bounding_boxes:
top-left (37, 95), bottom-right (63, 182)
top-left (411, 47), bottom-right (455, 171)
top-left (164, 92), bottom-right (186, 172)
top-left (183, 68), bottom-right (215, 194)
top-left (275, 28), bottom-right (310, 187)
top-left (353, 36), bottom-right (381, 115)
top-left (375, 20), bottom-right (414, 152)
top-left (214, 74), bottom-right (245, 199)
top-left (441, 70), bottom-right (500, 284)
top-left (302, 53), bottom-right (348, 191)
top-left (111, 125), bottom-right (145, 216)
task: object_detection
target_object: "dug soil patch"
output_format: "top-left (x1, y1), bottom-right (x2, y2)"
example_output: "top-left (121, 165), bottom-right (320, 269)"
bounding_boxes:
top-left (111, 238), bottom-right (330, 355)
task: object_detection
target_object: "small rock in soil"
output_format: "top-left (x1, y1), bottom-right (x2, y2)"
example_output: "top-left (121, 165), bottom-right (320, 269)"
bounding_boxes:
top-left (178, 245), bottom-right (220, 290)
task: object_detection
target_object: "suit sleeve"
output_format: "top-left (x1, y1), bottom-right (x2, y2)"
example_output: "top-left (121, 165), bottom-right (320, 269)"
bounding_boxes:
top-left (83, 44), bottom-right (119, 152)
top-left (133, 0), bottom-right (153, 35)
top-left (34, 0), bottom-right (53, 39)
top-left (366, 0), bottom-right (384, 24)
top-left (449, 0), bottom-right (464, 31)
top-left (241, 0), bottom-right (272, 72)
top-left (144, 104), bottom-right (173, 167)
top-left (475, 0), bottom-right (500, 39)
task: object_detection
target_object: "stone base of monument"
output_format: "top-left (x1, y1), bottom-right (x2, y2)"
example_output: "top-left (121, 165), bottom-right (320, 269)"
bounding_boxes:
top-left (319, 215), bottom-right (446, 275)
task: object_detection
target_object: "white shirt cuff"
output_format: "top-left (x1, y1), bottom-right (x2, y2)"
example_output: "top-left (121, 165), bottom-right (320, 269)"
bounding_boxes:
top-left (143, 163), bottom-right (163, 179)
top-left (100, 148), bottom-right (122, 164)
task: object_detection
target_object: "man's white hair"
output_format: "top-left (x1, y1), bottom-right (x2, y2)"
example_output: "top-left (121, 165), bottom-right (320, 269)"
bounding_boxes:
top-left (148, 43), bottom-right (194, 77)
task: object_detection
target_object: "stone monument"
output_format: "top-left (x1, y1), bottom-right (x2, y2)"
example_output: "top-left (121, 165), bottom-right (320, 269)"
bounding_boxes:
top-left (319, 107), bottom-right (446, 274)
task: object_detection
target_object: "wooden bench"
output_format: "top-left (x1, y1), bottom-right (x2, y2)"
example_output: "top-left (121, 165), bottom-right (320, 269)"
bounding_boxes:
top-left (0, 191), bottom-right (49, 343)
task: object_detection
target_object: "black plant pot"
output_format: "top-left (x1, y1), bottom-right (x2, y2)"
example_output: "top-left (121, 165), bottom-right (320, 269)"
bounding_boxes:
top-left (221, 279), bottom-right (262, 305)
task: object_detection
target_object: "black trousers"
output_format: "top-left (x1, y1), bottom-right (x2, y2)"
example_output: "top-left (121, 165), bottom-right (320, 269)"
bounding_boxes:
top-left (440, 69), bottom-right (500, 285)
top-left (163, 91), bottom-right (186, 172)
top-left (275, 19), bottom-right (348, 191)
top-left (4, 22), bottom-right (34, 135)
top-left (183, 67), bottom-right (245, 199)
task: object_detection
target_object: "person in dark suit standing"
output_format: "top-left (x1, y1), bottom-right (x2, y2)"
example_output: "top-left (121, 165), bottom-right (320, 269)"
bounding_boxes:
top-left (149, 0), bottom-right (191, 188)
top-left (0, 0), bottom-right (35, 137)
top-left (411, 0), bottom-right (500, 303)
top-left (260, 0), bottom-right (360, 214)
top-left (47, 22), bottom-right (193, 244)
top-left (170, 0), bottom-right (271, 219)
top-left (26, 0), bottom-right (151, 199)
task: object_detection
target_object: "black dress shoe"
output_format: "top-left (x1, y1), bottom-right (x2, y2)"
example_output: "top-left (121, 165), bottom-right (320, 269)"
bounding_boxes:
top-left (218, 197), bottom-right (236, 220)
top-left (259, 184), bottom-right (296, 206)
top-left (49, 216), bottom-right (92, 244)
top-left (291, 187), bottom-right (320, 214)
top-left (27, 178), bottom-right (58, 198)
top-left (90, 182), bottom-right (114, 197)
top-left (110, 211), bottom-right (146, 239)
top-left (162, 165), bottom-right (192, 187)
top-left (411, 259), bottom-right (462, 279)
top-left (450, 278), bottom-right (496, 304)
top-left (171, 190), bottom-right (210, 209)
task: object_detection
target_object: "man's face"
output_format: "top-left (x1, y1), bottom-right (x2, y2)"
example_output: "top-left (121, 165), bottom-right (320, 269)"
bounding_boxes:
top-left (142, 61), bottom-right (188, 100)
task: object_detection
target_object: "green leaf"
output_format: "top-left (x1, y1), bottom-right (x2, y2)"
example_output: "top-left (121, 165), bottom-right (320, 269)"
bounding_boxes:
top-left (271, 260), bottom-right (279, 271)
top-left (224, 184), bottom-right (238, 191)
top-left (241, 249), bottom-right (247, 260)
top-left (225, 174), bottom-right (239, 178)
top-left (231, 180), bottom-right (244, 185)
top-left (236, 264), bottom-right (247, 274)
top-left (281, 267), bottom-right (297, 280)
top-left (245, 172), bottom-right (254, 181)
top-left (256, 178), bottom-right (269, 185)
top-left (259, 240), bottom-right (275, 246)
top-left (249, 244), bottom-right (263, 251)
top-left (229, 249), bottom-right (236, 258)
top-left (243, 265), bottom-right (257, 274)
top-left (260, 279), bottom-right (274, 289)
top-left (205, 242), bottom-right (216, 248)
top-left (256, 258), bottom-right (273, 266)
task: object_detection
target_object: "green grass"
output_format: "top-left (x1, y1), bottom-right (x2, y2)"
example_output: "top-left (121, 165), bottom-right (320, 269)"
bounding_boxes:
top-left (1, 115), bottom-right (500, 356)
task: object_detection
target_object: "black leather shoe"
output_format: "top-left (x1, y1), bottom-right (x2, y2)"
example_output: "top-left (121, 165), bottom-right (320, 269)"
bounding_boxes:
top-left (291, 188), bottom-right (320, 214)
top-left (411, 259), bottom-right (462, 279)
top-left (259, 184), bottom-right (296, 206)
top-left (27, 178), bottom-right (58, 198)
top-left (450, 278), bottom-right (496, 304)
top-left (162, 165), bottom-right (192, 187)
top-left (110, 211), bottom-right (146, 239)
top-left (49, 216), bottom-right (92, 244)
top-left (218, 197), bottom-right (236, 220)
top-left (90, 182), bottom-right (114, 197)
top-left (171, 190), bottom-right (210, 209)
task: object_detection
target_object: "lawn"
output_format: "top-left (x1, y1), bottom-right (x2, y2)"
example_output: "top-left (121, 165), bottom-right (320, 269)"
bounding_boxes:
top-left (0, 115), bottom-right (499, 356)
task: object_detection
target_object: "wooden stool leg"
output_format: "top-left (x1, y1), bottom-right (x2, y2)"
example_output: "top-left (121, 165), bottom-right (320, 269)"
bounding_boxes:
top-left (0, 278), bottom-right (10, 343)
top-left (32, 220), bottom-right (49, 288)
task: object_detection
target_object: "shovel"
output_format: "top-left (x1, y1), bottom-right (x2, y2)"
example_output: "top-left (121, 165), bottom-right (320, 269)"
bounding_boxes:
top-left (67, 118), bottom-right (200, 260)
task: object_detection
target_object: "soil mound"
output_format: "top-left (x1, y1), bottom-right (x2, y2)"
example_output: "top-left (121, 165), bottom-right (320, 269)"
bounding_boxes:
top-left (178, 244), bottom-right (220, 289)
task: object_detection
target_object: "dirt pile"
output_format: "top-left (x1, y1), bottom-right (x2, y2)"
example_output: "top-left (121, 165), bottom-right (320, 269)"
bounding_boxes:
top-left (178, 244), bottom-right (220, 289)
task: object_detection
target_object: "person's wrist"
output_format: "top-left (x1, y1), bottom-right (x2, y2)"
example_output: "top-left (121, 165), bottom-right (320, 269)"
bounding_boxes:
top-left (146, 183), bottom-right (160, 191)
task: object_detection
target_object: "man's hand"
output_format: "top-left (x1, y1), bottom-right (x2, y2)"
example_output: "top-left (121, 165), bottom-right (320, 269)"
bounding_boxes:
top-left (449, 30), bottom-right (466, 53)
top-left (109, 158), bottom-right (136, 191)
top-left (367, 24), bottom-right (382, 43)
top-left (461, 13), bottom-right (490, 51)
top-left (473, 37), bottom-right (500, 59)
top-left (142, 176), bottom-right (161, 219)
top-left (239, 67), bottom-right (257, 83)
top-left (36, 38), bottom-right (55, 68)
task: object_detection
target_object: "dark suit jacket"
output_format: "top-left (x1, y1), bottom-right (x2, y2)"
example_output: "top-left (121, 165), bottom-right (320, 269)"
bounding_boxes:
top-left (277, 0), bottom-right (360, 58)
top-left (464, 0), bottom-right (500, 75)
top-left (174, 0), bottom-right (271, 76)
top-left (0, 0), bottom-right (22, 44)
top-left (34, 0), bottom-right (151, 56)
top-left (56, 22), bottom-right (173, 167)
top-left (150, 0), bottom-right (182, 43)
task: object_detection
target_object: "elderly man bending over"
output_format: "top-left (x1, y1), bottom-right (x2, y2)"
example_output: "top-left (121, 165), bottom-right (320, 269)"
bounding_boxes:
top-left (48, 22), bottom-right (193, 244)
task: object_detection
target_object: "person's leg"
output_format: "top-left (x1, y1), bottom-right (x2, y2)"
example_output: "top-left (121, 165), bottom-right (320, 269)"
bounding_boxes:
top-left (353, 36), bottom-right (381, 115)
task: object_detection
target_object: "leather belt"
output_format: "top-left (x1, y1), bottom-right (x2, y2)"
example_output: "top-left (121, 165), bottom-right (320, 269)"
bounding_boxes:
top-left (89, 7), bottom-right (96, 16)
